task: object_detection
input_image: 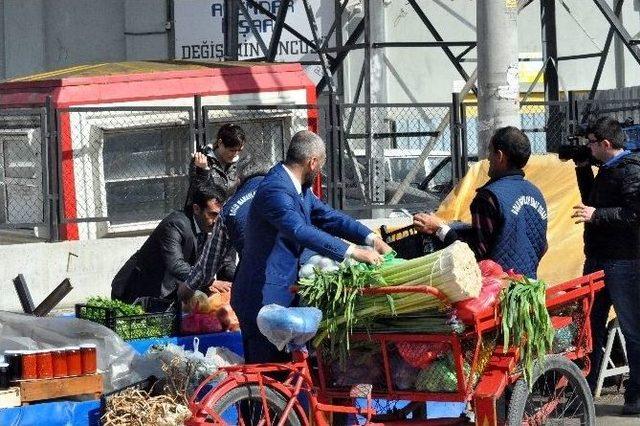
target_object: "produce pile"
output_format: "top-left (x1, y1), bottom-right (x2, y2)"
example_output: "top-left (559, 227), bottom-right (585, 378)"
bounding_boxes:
top-left (298, 241), bottom-right (482, 364)
top-left (500, 275), bottom-right (555, 387)
top-left (300, 238), bottom-right (558, 390)
top-left (181, 290), bottom-right (239, 334)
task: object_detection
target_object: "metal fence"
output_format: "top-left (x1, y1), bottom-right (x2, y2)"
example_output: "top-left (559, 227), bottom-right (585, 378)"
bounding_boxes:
top-left (0, 108), bottom-right (51, 235)
top-left (337, 103), bottom-right (455, 216)
top-left (55, 106), bottom-right (194, 240)
top-left (1, 94), bottom-right (639, 243)
top-left (461, 101), bottom-right (570, 155)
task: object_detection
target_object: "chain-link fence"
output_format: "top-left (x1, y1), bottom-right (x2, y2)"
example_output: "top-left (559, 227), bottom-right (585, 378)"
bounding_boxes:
top-left (338, 103), bottom-right (454, 216)
top-left (56, 107), bottom-right (194, 239)
top-left (0, 108), bottom-right (50, 235)
top-left (461, 101), bottom-right (570, 155)
top-left (2, 94), bottom-right (640, 243)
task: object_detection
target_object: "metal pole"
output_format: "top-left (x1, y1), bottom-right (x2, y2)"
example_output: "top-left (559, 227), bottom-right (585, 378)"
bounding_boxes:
top-left (45, 96), bottom-right (60, 241)
top-left (613, 0), bottom-right (625, 88)
top-left (224, 0), bottom-right (239, 60)
top-left (451, 92), bottom-right (463, 183)
top-left (194, 95), bottom-right (203, 149)
top-left (541, 0), bottom-right (559, 103)
top-left (541, 0), bottom-right (562, 151)
top-left (476, 0), bottom-right (521, 158)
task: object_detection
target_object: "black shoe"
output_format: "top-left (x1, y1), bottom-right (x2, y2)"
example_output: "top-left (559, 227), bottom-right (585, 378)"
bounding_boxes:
top-left (622, 399), bottom-right (640, 415)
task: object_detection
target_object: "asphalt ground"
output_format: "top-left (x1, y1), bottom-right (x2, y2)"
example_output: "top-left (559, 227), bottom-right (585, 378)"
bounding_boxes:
top-left (595, 385), bottom-right (640, 425)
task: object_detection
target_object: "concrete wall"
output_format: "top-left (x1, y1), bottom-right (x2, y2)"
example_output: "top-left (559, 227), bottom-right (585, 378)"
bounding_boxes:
top-left (0, 236), bottom-right (145, 312)
top-left (0, 0), bottom-right (169, 80)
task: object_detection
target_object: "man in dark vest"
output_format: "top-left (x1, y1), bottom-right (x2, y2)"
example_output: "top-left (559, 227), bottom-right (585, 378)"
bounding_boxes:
top-left (413, 126), bottom-right (548, 278)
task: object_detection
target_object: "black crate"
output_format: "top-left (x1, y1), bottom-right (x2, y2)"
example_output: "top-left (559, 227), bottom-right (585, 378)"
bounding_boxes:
top-left (75, 304), bottom-right (178, 340)
top-left (380, 224), bottom-right (443, 259)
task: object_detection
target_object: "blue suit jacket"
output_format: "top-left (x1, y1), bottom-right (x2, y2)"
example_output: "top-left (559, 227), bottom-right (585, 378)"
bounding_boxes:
top-left (231, 163), bottom-right (372, 332)
top-left (221, 175), bottom-right (264, 254)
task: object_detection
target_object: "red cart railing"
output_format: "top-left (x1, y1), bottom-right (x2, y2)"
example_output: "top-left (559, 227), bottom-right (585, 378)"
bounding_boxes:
top-left (187, 270), bottom-right (604, 425)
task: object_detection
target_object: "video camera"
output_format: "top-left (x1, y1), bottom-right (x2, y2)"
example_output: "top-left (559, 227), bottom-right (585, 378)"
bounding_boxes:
top-left (558, 109), bottom-right (640, 165)
top-left (197, 143), bottom-right (218, 166)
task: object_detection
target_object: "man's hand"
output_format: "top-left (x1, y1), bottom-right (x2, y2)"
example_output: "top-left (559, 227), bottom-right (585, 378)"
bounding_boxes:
top-left (413, 212), bottom-right (444, 235)
top-left (572, 203), bottom-right (596, 224)
top-left (371, 236), bottom-right (393, 255)
top-left (350, 246), bottom-right (384, 265)
top-left (209, 280), bottom-right (232, 294)
top-left (193, 152), bottom-right (209, 170)
top-left (177, 282), bottom-right (195, 302)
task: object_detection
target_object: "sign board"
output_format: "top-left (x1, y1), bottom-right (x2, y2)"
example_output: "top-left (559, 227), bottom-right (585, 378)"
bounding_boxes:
top-left (173, 0), bottom-right (334, 82)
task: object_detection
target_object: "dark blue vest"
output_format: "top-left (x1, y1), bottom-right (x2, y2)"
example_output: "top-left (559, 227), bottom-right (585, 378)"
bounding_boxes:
top-left (482, 174), bottom-right (547, 278)
top-left (221, 176), bottom-right (264, 254)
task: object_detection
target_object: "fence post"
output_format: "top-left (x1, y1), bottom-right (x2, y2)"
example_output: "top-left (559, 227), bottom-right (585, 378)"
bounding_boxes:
top-left (451, 92), bottom-right (463, 183)
top-left (194, 95), bottom-right (203, 150)
top-left (45, 96), bottom-right (60, 241)
top-left (328, 93), bottom-right (342, 209)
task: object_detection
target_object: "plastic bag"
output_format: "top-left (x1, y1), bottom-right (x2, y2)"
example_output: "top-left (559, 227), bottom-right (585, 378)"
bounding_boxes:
top-left (478, 259), bottom-right (504, 278)
top-left (396, 342), bottom-right (449, 369)
top-left (0, 311), bottom-right (144, 392)
top-left (257, 304), bottom-right (322, 350)
top-left (454, 277), bottom-right (504, 324)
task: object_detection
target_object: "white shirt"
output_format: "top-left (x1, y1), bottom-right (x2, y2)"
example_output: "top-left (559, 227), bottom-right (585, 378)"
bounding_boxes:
top-left (281, 163), bottom-right (377, 258)
top-left (282, 163), bottom-right (303, 195)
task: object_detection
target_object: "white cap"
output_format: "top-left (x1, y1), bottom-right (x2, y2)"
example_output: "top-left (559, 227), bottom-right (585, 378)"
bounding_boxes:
top-left (79, 343), bottom-right (97, 349)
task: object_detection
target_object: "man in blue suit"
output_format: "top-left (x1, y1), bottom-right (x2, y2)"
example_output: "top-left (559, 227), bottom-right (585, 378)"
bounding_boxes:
top-left (232, 130), bottom-right (392, 363)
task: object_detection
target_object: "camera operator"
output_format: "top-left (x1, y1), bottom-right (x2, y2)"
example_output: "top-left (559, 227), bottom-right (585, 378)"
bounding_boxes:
top-left (190, 123), bottom-right (246, 198)
top-left (570, 116), bottom-right (640, 414)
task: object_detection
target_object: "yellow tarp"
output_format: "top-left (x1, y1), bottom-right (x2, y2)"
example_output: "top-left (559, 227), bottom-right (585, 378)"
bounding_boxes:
top-left (436, 154), bottom-right (585, 286)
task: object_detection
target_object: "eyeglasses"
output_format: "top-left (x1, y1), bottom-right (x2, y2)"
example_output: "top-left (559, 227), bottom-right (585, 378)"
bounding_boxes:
top-left (586, 138), bottom-right (600, 145)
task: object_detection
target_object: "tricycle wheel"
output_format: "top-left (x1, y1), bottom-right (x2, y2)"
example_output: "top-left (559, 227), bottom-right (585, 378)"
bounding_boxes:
top-left (208, 384), bottom-right (303, 425)
top-left (506, 355), bottom-right (595, 426)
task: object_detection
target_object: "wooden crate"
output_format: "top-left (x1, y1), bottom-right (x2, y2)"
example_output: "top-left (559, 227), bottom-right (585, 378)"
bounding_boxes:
top-left (19, 374), bottom-right (103, 403)
top-left (0, 387), bottom-right (21, 408)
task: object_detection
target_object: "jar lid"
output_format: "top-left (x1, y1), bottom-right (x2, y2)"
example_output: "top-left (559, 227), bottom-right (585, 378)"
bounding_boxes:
top-left (66, 346), bottom-right (80, 351)
top-left (79, 343), bottom-right (97, 349)
top-left (3, 350), bottom-right (19, 354)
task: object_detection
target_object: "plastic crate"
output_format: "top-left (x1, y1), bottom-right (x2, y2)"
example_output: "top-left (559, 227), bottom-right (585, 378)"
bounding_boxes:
top-left (379, 224), bottom-right (443, 259)
top-left (75, 304), bottom-right (178, 340)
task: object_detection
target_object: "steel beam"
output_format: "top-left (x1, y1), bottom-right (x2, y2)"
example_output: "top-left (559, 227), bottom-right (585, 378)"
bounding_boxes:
top-left (266, 0), bottom-right (291, 61)
top-left (592, 0), bottom-right (640, 66)
top-left (407, 0), bottom-right (476, 95)
top-left (316, 19), bottom-right (364, 94)
top-left (589, 0), bottom-right (624, 100)
top-left (236, 0), bottom-right (269, 57)
top-left (223, 0), bottom-right (239, 60)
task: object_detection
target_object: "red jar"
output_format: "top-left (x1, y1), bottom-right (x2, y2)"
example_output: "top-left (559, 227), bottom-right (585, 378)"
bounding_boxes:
top-left (52, 349), bottom-right (68, 378)
top-left (66, 346), bottom-right (82, 376)
top-left (79, 344), bottom-right (97, 375)
top-left (21, 350), bottom-right (38, 380)
top-left (36, 350), bottom-right (53, 379)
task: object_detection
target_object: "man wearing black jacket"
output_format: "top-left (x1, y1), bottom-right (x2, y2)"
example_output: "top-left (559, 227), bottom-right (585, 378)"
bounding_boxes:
top-left (571, 117), bottom-right (640, 415)
top-left (111, 184), bottom-right (233, 304)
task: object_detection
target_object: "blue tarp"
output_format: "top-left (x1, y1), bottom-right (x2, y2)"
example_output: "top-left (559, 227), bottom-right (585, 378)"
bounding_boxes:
top-left (0, 400), bottom-right (101, 426)
top-left (127, 331), bottom-right (243, 356)
top-left (0, 332), bottom-right (243, 426)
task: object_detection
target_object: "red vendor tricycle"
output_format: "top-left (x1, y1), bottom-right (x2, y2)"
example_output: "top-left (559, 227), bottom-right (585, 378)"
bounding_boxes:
top-left (186, 271), bottom-right (604, 425)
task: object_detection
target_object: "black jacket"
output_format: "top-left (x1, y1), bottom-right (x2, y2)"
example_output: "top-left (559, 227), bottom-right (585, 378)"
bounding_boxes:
top-left (576, 152), bottom-right (640, 260)
top-left (111, 211), bottom-right (226, 303)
